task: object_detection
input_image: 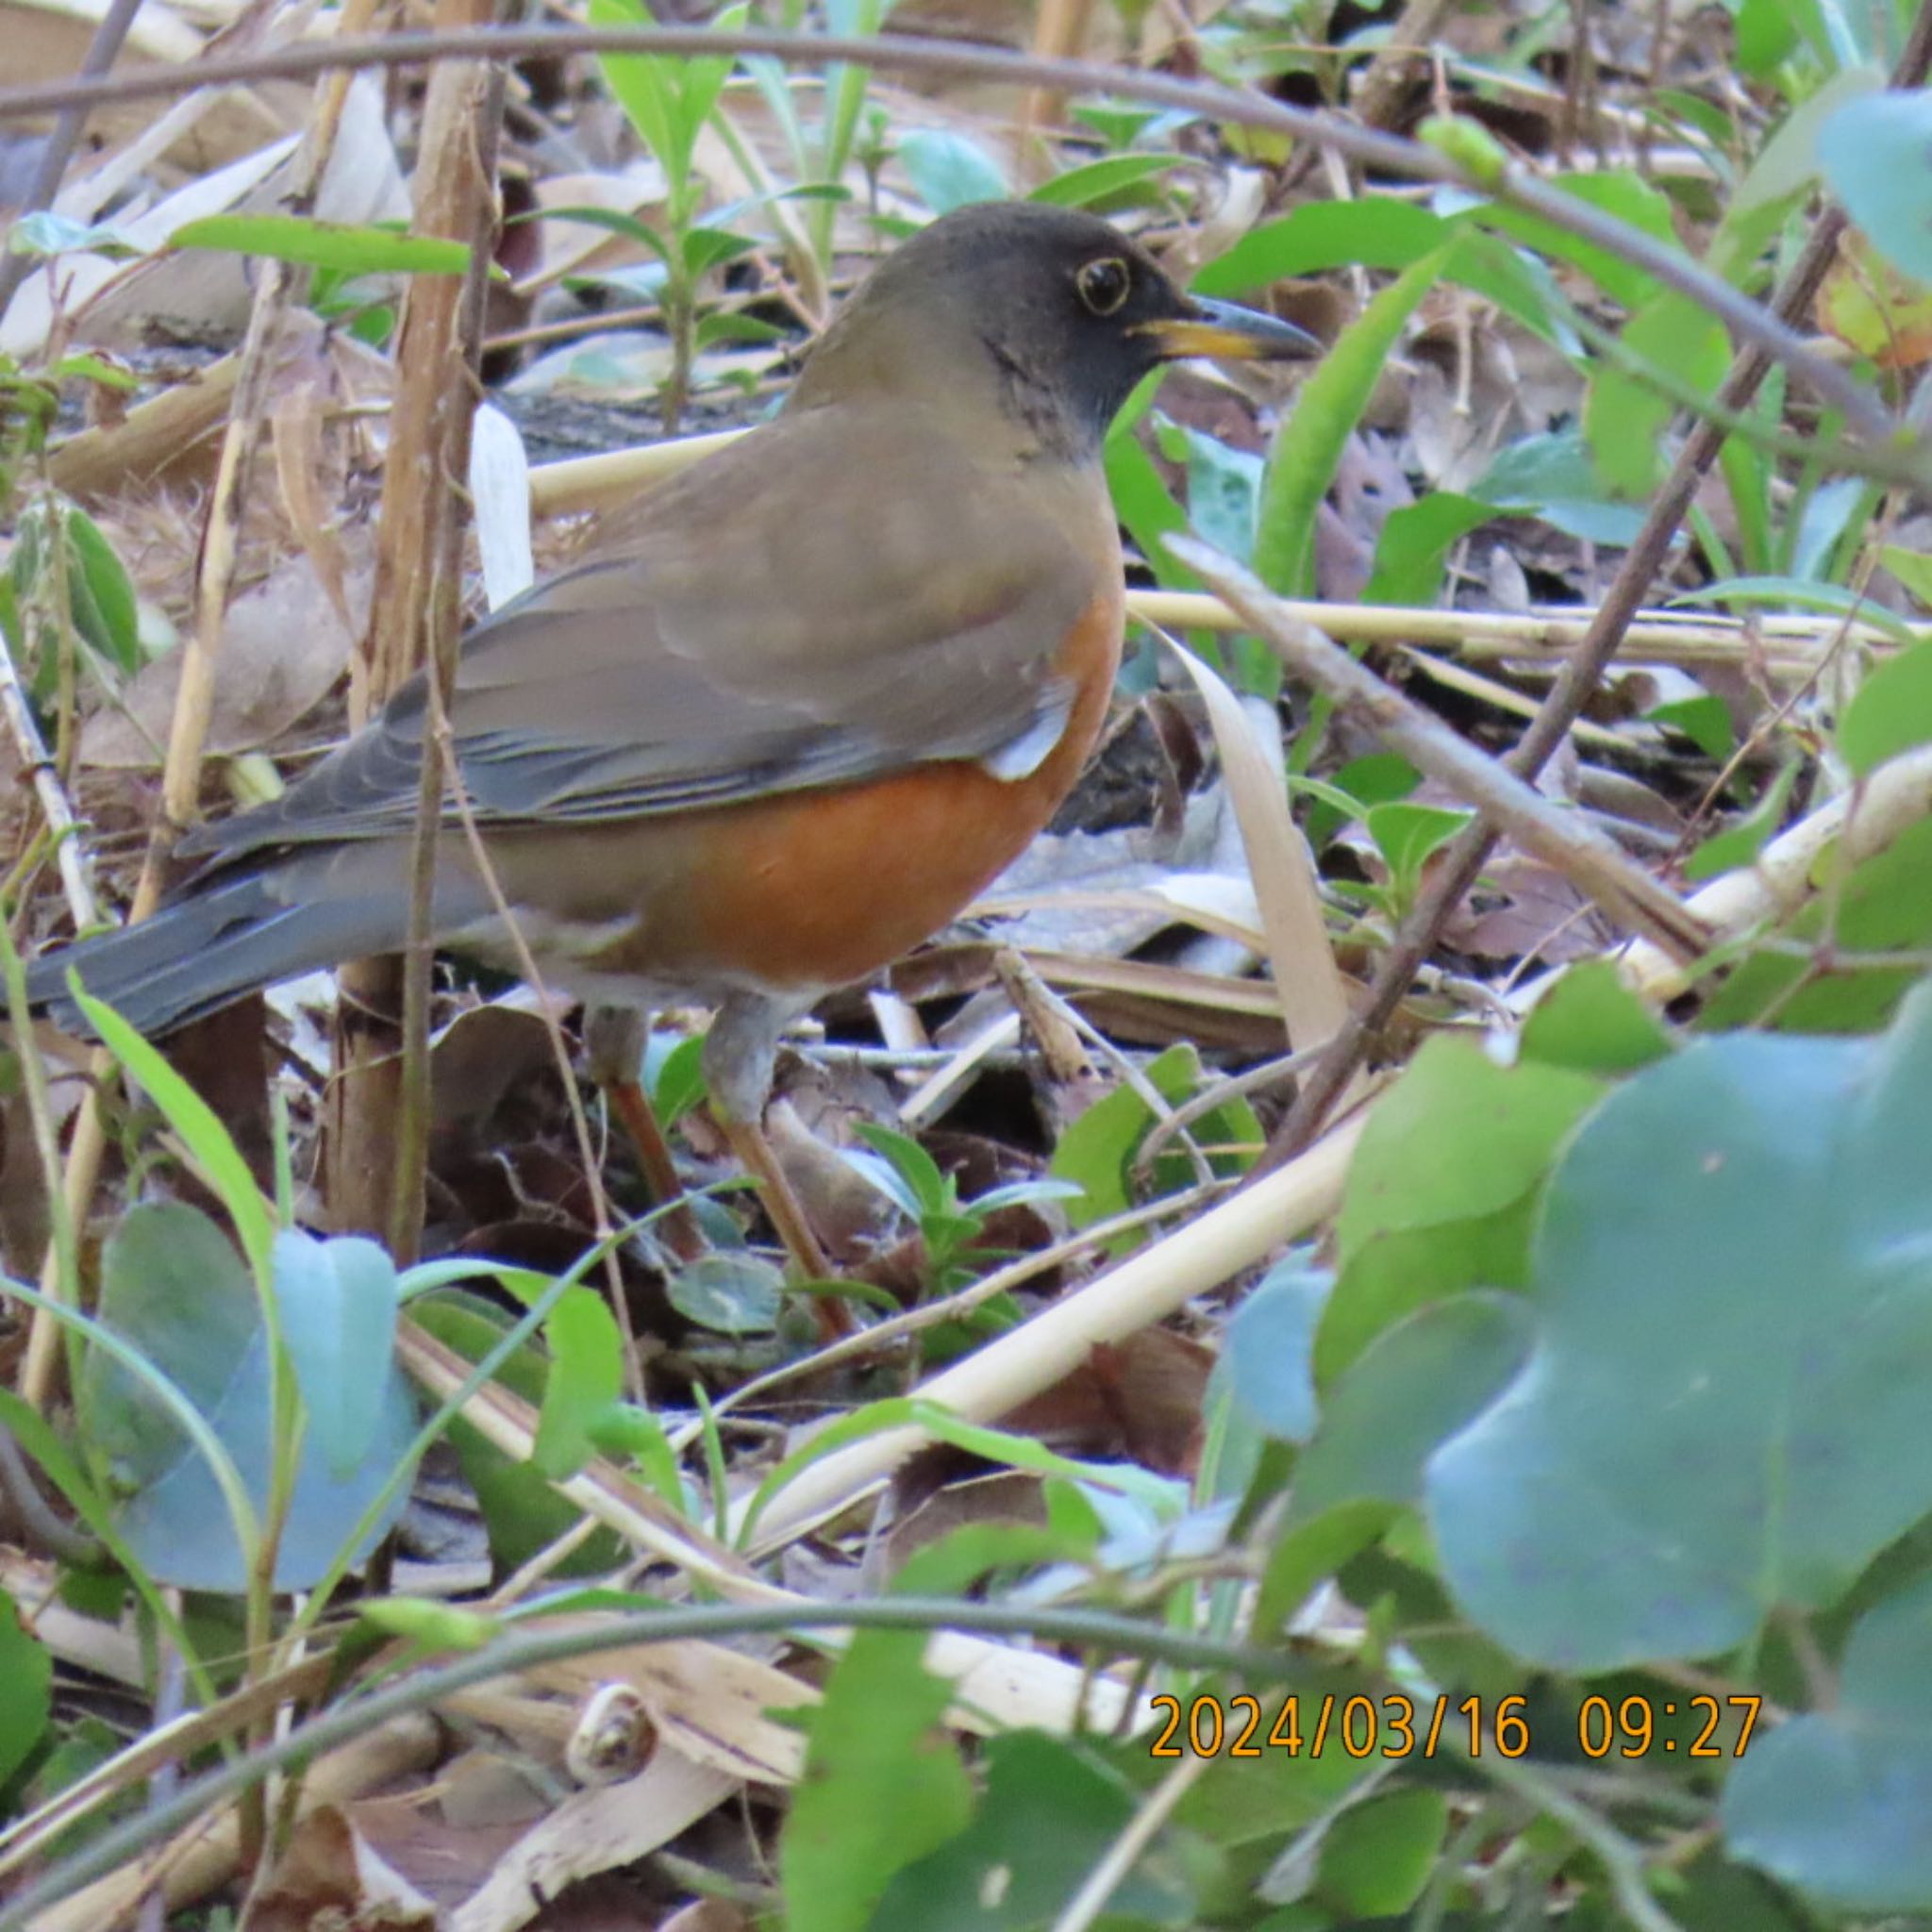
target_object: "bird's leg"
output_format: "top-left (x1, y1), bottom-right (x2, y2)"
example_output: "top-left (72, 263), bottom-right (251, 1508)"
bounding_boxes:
top-left (706, 993), bottom-right (855, 1341)
top-left (584, 1005), bottom-right (705, 1263)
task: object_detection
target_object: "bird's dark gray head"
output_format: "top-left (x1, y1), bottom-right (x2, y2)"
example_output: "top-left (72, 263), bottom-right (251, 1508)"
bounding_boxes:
top-left (791, 201), bottom-right (1319, 459)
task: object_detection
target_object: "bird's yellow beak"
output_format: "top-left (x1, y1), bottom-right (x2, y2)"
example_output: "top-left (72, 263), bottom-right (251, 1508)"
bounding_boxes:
top-left (1138, 296), bottom-right (1322, 363)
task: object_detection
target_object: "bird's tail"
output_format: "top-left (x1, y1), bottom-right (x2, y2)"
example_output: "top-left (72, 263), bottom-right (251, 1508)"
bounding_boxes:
top-left (25, 866), bottom-right (408, 1039)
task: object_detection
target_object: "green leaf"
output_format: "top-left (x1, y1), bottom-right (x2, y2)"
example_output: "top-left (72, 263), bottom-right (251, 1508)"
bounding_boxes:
top-left (1472, 169), bottom-right (1680, 309)
top-left (780, 1536), bottom-right (981, 1932)
top-left (1320, 1036), bottom-right (1603, 1378)
top-left (1366, 801), bottom-right (1474, 894)
top-left (1683, 758), bottom-right (1798, 883)
top-left (1475, 431), bottom-right (1648, 546)
top-left (411, 1294), bottom-right (625, 1577)
top-left (1361, 492), bottom-right (1495, 607)
top-left (874, 1729), bottom-right (1200, 1928)
top-left (1257, 247), bottom-right (1449, 596)
top-left (526, 1279), bottom-right (624, 1478)
top-left (79, 1203), bottom-right (415, 1591)
top-left (667, 1251), bottom-right (784, 1334)
top-left (1317, 1787), bottom-right (1448, 1915)
top-left (1224, 1262), bottom-right (1329, 1442)
top-left (646, 1029), bottom-right (708, 1125)
top-left (171, 215), bottom-right (470, 275)
top-left (1048, 1042), bottom-right (1260, 1246)
top-left (1585, 292), bottom-right (1728, 496)
top-left (1429, 984), bottom-right (1932, 1669)
top-left (897, 131), bottom-right (1008, 212)
top-left (273, 1230), bottom-right (399, 1481)
top-left (1291, 1294), bottom-right (1532, 1526)
top-left (1192, 200), bottom-right (1449, 297)
top-left (60, 507), bottom-right (140, 675)
top-left (0, 1591), bottom-right (51, 1788)
top-left (1030, 153), bottom-right (1181, 208)
top-left (852, 1122), bottom-right (952, 1219)
top-left (1879, 542), bottom-right (1932, 608)
top-left (1819, 89), bottom-right (1932, 282)
top-left (1648, 692), bottom-right (1736, 759)
top-left (1725, 1570), bottom-right (1932, 1908)
top-left (1840, 639), bottom-right (1932, 775)
top-left (1518, 960), bottom-right (1674, 1074)
top-left (1735, 0), bottom-right (1801, 76)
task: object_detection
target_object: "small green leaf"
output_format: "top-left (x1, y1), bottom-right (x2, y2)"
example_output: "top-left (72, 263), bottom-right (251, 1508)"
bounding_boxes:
top-left (1317, 1788), bottom-right (1449, 1915)
top-left (667, 1251), bottom-right (784, 1334)
top-left (897, 131), bottom-right (1008, 212)
top-left (1840, 639), bottom-right (1932, 775)
top-left (0, 1592), bottom-right (51, 1788)
top-left (171, 214), bottom-right (471, 275)
top-left (1518, 960), bottom-right (1674, 1074)
top-left (646, 1030), bottom-right (707, 1125)
top-left (1648, 692), bottom-right (1735, 759)
top-left (273, 1229), bottom-right (399, 1481)
top-left (1361, 492), bottom-right (1496, 606)
top-left (1224, 1261), bottom-right (1329, 1442)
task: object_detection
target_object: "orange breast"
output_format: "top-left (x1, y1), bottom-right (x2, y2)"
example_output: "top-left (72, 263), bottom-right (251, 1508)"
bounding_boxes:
top-left (582, 587), bottom-right (1124, 993)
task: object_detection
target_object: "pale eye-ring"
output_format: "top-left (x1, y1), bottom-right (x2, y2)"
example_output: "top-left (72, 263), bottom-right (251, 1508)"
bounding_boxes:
top-left (1076, 256), bottom-right (1132, 316)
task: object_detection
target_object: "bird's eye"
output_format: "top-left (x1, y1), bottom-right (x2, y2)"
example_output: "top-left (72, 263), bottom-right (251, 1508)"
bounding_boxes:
top-left (1075, 257), bottom-right (1132, 316)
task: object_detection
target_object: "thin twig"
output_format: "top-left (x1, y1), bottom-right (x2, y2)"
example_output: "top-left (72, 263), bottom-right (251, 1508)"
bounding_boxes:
top-left (1173, 538), bottom-right (1711, 962)
top-left (0, 25), bottom-right (1899, 450)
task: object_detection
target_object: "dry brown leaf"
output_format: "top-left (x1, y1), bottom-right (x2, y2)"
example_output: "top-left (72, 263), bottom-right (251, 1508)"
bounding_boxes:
top-left (79, 549), bottom-right (372, 767)
top-left (241, 1804), bottom-right (440, 1932)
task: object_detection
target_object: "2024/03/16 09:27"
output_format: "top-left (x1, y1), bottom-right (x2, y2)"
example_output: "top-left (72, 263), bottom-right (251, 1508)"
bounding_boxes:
top-left (1147, 1691), bottom-right (1763, 1760)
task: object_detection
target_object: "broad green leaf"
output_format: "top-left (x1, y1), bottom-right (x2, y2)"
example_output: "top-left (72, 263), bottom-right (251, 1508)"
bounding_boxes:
top-left (1648, 692), bottom-right (1735, 758)
top-left (527, 1281), bottom-right (624, 1477)
top-left (1192, 200), bottom-right (1449, 297)
top-left (171, 215), bottom-right (470, 275)
top-left (80, 1203), bottom-right (415, 1591)
top-left (1317, 1788), bottom-right (1448, 1915)
top-left (273, 1229), bottom-right (399, 1481)
top-left (1361, 492), bottom-right (1496, 606)
top-left (1255, 1498), bottom-right (1394, 1636)
top-left (1257, 247), bottom-right (1448, 596)
top-left (1725, 1571), bottom-right (1932, 1908)
top-left (1290, 1294), bottom-right (1532, 1527)
top-left (1320, 1035), bottom-right (1602, 1377)
top-left (897, 131), bottom-right (1008, 212)
top-left (1429, 984), bottom-right (1932, 1669)
top-left (1819, 88), bottom-right (1932, 281)
top-left (1839, 639), bottom-right (1932, 774)
top-left (1518, 960), bottom-right (1674, 1075)
top-left (646, 1029), bottom-right (707, 1124)
top-left (1735, 0), bottom-right (1800, 75)
top-left (0, 1592), bottom-right (51, 1788)
top-left (781, 1532), bottom-right (1007, 1932)
top-left (1880, 542), bottom-right (1932, 608)
top-left (61, 507), bottom-right (140, 675)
